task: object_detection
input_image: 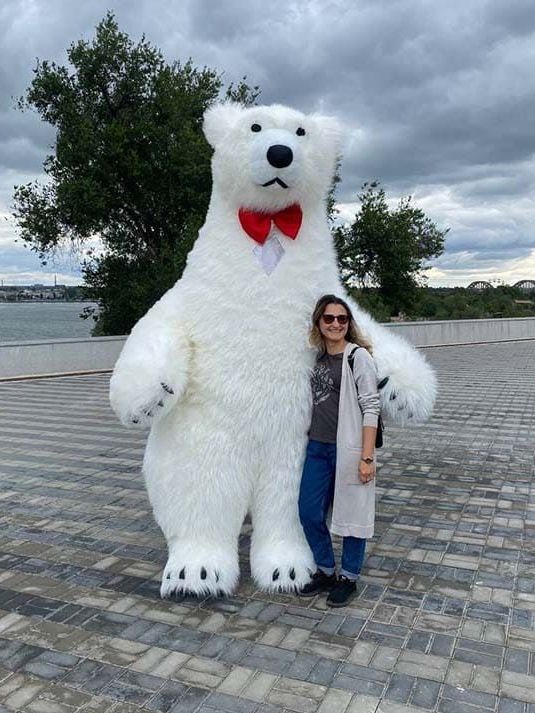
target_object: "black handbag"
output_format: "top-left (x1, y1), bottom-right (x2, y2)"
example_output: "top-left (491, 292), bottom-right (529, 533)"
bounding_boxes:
top-left (348, 347), bottom-right (386, 449)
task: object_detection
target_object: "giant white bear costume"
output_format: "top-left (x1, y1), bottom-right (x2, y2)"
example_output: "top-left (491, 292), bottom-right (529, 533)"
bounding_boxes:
top-left (110, 103), bottom-right (437, 598)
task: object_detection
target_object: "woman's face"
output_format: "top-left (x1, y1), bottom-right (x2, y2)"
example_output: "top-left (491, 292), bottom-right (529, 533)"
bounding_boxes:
top-left (319, 303), bottom-right (349, 341)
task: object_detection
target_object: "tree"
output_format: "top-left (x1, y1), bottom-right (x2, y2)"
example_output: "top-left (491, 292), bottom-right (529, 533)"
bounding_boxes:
top-left (334, 181), bottom-right (447, 315)
top-left (13, 13), bottom-right (259, 335)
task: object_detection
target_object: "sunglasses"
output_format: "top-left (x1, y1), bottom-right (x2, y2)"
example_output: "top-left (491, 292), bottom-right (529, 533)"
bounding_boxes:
top-left (321, 314), bottom-right (349, 325)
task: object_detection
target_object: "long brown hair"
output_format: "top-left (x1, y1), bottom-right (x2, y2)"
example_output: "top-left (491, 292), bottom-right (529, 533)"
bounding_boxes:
top-left (310, 294), bottom-right (373, 354)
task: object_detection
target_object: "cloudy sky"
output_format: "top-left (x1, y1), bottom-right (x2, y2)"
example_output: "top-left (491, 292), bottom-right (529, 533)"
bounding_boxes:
top-left (1, 0), bottom-right (534, 287)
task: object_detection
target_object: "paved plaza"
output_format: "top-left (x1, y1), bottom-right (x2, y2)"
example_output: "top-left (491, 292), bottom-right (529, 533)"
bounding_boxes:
top-left (0, 340), bottom-right (534, 713)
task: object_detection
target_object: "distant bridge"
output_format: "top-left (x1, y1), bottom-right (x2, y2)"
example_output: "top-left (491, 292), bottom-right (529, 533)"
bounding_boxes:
top-left (467, 280), bottom-right (535, 291)
top-left (514, 279), bottom-right (535, 290)
top-left (467, 281), bottom-right (493, 290)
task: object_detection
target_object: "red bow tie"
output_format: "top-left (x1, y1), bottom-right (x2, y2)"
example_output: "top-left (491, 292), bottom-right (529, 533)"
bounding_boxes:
top-left (238, 204), bottom-right (303, 245)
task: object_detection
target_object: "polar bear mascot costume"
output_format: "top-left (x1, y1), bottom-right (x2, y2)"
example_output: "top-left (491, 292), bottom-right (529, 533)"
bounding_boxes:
top-left (110, 103), bottom-right (437, 598)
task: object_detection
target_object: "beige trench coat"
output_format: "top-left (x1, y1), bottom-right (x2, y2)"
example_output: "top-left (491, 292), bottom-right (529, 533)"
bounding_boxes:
top-left (331, 342), bottom-right (380, 539)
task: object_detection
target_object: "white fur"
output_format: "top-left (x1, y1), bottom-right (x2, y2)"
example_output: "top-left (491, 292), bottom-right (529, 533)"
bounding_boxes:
top-left (110, 103), bottom-right (437, 597)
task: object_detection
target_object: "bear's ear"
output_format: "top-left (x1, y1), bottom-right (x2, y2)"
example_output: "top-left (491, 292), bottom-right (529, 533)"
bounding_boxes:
top-left (311, 115), bottom-right (344, 150)
top-left (203, 103), bottom-right (244, 148)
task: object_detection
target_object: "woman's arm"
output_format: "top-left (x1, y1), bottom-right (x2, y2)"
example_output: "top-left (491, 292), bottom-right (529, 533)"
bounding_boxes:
top-left (353, 349), bottom-right (380, 484)
top-left (361, 426), bottom-right (377, 460)
top-left (359, 426), bottom-right (377, 484)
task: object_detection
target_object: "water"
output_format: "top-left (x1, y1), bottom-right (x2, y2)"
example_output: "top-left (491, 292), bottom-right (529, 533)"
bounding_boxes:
top-left (0, 302), bottom-right (99, 342)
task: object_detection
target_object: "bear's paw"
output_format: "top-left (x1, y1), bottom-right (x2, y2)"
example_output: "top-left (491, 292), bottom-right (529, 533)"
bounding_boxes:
top-left (378, 363), bottom-right (437, 426)
top-left (110, 372), bottom-right (178, 429)
top-left (160, 540), bottom-right (239, 598)
top-left (251, 540), bottom-right (314, 592)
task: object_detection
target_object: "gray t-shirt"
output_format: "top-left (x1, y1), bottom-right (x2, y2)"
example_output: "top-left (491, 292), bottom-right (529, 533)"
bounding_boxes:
top-left (308, 351), bottom-right (344, 444)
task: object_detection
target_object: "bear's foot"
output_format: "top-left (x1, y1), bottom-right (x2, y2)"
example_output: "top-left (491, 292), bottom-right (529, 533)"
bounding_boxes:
top-left (251, 539), bottom-right (314, 592)
top-left (160, 539), bottom-right (239, 599)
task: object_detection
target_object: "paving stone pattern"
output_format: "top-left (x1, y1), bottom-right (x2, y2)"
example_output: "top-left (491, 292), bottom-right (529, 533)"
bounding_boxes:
top-left (0, 340), bottom-right (533, 713)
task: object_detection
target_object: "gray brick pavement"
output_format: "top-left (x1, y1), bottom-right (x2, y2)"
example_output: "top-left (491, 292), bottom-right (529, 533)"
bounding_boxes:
top-left (0, 341), bottom-right (534, 712)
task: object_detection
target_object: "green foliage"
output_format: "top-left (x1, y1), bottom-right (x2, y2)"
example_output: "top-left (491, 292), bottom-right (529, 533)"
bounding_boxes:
top-left (353, 286), bottom-right (535, 322)
top-left (347, 287), bottom-right (391, 322)
top-left (415, 286), bottom-right (535, 320)
top-left (64, 285), bottom-right (87, 301)
top-left (13, 13), bottom-right (259, 335)
top-left (326, 159), bottom-right (342, 224)
top-left (334, 182), bottom-right (447, 316)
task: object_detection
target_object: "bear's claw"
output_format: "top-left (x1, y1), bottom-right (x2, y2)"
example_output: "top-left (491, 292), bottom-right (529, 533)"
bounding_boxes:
top-left (129, 381), bottom-right (176, 427)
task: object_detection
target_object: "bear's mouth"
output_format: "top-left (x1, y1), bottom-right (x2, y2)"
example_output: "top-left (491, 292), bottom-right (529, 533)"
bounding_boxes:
top-left (262, 177), bottom-right (289, 189)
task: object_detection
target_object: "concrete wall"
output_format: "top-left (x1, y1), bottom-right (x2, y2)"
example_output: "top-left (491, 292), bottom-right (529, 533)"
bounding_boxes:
top-left (386, 316), bottom-right (535, 347)
top-left (1, 317), bottom-right (534, 380)
top-left (0, 336), bottom-right (125, 380)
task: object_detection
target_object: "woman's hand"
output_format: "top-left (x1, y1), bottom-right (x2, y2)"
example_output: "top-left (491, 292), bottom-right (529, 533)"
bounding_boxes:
top-left (358, 459), bottom-right (376, 484)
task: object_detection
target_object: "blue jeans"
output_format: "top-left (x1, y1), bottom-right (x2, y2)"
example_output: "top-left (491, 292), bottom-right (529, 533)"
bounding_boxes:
top-left (298, 439), bottom-right (366, 580)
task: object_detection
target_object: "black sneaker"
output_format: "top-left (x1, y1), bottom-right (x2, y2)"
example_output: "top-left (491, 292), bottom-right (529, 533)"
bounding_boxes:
top-left (298, 570), bottom-right (336, 597)
top-left (326, 575), bottom-right (357, 607)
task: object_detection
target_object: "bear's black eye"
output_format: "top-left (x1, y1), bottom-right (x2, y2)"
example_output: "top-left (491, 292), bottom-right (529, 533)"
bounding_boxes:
top-left (296, 127), bottom-right (306, 136)
top-left (251, 123), bottom-right (262, 132)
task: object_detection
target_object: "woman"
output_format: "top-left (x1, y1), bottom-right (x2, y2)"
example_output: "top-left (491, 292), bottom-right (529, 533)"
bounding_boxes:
top-left (298, 294), bottom-right (380, 607)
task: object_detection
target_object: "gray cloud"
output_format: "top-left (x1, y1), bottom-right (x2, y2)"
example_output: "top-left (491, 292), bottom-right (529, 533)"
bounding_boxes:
top-left (0, 0), bottom-right (534, 286)
top-left (0, 243), bottom-right (84, 286)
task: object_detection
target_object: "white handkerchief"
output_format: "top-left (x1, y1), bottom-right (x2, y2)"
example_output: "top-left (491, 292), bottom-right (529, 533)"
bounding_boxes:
top-left (253, 235), bottom-right (285, 275)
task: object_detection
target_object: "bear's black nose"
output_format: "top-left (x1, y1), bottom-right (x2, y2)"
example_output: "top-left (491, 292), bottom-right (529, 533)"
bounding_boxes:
top-left (267, 144), bottom-right (293, 169)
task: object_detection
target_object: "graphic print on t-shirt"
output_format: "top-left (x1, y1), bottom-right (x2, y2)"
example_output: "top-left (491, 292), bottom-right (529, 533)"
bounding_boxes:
top-left (311, 363), bottom-right (333, 405)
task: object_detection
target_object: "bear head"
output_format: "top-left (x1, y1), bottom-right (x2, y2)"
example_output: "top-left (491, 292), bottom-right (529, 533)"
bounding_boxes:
top-left (203, 103), bottom-right (341, 214)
